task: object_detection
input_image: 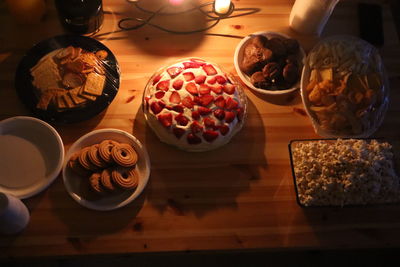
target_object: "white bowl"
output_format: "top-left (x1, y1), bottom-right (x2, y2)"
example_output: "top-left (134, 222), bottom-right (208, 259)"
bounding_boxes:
top-left (234, 31), bottom-right (306, 95)
top-left (62, 129), bottom-right (151, 211)
top-left (0, 116), bottom-right (64, 199)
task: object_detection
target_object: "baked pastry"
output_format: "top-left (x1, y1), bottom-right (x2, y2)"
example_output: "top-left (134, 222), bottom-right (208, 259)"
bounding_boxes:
top-left (143, 58), bottom-right (247, 152)
top-left (240, 34), bottom-right (302, 91)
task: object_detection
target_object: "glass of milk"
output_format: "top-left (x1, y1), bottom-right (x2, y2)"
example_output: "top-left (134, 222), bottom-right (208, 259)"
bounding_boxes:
top-left (289, 0), bottom-right (339, 36)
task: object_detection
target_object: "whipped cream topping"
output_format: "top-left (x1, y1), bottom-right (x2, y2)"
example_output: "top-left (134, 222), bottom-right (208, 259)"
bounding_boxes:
top-left (144, 58), bottom-right (247, 152)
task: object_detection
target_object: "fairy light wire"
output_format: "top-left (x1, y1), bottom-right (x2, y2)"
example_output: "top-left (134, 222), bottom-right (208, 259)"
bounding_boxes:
top-left (118, 0), bottom-right (260, 35)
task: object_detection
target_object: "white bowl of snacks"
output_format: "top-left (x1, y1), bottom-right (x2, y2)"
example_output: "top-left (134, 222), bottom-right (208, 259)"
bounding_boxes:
top-left (62, 129), bottom-right (150, 211)
top-left (234, 31), bottom-right (306, 95)
top-left (300, 35), bottom-right (389, 138)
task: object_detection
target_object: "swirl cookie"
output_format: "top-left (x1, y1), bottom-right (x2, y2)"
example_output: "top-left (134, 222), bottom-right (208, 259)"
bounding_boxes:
top-left (78, 147), bottom-right (99, 171)
top-left (68, 152), bottom-right (91, 177)
top-left (89, 172), bottom-right (104, 194)
top-left (98, 140), bottom-right (120, 163)
top-left (88, 144), bottom-right (109, 168)
top-left (111, 143), bottom-right (138, 167)
top-left (111, 167), bottom-right (138, 190)
top-left (100, 168), bottom-right (116, 191)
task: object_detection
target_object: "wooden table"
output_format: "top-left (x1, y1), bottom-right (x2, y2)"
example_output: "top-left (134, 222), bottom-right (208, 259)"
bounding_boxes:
top-left (1, 0), bottom-right (400, 259)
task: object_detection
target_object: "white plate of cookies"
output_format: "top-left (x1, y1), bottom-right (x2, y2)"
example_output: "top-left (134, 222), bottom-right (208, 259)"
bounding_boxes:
top-left (62, 129), bottom-right (150, 211)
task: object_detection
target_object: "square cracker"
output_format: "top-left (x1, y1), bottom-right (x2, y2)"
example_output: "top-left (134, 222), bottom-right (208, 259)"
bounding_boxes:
top-left (36, 92), bottom-right (54, 110)
top-left (62, 93), bottom-right (75, 108)
top-left (82, 72), bottom-right (105, 96)
top-left (56, 94), bottom-right (68, 109)
top-left (68, 87), bottom-right (87, 105)
top-left (79, 86), bottom-right (97, 101)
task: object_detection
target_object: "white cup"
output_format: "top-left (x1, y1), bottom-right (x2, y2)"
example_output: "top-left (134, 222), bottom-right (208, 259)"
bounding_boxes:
top-left (289, 0), bottom-right (339, 36)
top-left (0, 192), bottom-right (30, 235)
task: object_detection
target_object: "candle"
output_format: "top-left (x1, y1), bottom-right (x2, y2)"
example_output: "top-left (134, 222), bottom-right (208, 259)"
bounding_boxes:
top-left (214, 0), bottom-right (231, 14)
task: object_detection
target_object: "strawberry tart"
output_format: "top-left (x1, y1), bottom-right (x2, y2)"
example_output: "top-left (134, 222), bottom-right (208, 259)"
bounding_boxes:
top-left (143, 58), bottom-right (247, 152)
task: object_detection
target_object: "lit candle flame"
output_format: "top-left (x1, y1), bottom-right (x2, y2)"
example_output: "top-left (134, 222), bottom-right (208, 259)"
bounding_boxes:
top-left (215, 0), bottom-right (231, 14)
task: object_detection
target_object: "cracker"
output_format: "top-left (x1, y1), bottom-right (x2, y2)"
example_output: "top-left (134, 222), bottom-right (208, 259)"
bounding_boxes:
top-left (68, 87), bottom-right (87, 105)
top-left (36, 92), bottom-right (54, 110)
top-left (79, 86), bottom-right (97, 101)
top-left (82, 72), bottom-right (105, 96)
top-left (56, 94), bottom-right (68, 109)
top-left (62, 92), bottom-right (75, 108)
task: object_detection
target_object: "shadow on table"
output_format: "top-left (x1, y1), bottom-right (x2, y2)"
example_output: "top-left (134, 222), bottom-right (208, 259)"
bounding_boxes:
top-left (131, 96), bottom-right (267, 218)
top-left (48, 181), bottom-right (146, 239)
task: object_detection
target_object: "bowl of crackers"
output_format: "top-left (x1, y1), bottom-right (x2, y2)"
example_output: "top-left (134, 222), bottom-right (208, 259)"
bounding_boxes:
top-left (62, 129), bottom-right (150, 211)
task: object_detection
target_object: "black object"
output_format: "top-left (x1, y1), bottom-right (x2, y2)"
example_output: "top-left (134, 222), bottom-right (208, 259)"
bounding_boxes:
top-left (55, 0), bottom-right (104, 35)
top-left (15, 34), bottom-right (120, 124)
top-left (358, 3), bottom-right (384, 46)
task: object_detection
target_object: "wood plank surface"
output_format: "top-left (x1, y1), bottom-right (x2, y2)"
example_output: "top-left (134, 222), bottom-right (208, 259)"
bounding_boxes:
top-left (1, 0), bottom-right (400, 258)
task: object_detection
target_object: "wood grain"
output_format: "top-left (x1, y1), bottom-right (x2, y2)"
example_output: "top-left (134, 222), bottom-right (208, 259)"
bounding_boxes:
top-left (1, 0), bottom-right (400, 258)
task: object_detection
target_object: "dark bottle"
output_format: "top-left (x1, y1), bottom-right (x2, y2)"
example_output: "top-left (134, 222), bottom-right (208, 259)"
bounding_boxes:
top-left (55, 0), bottom-right (104, 35)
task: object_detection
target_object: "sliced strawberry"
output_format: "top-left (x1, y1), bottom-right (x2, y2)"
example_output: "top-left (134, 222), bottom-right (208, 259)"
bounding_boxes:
top-left (223, 83), bottom-right (236, 95)
top-left (183, 72), bottom-right (195, 81)
top-left (199, 94), bottom-right (214, 106)
top-left (167, 67), bottom-right (182, 78)
top-left (203, 117), bottom-right (216, 129)
top-left (225, 111), bottom-right (235, 123)
top-left (158, 100), bottom-right (166, 109)
top-left (236, 107), bottom-right (244, 121)
top-left (199, 84), bottom-right (211, 95)
top-left (210, 85), bottom-right (223, 94)
top-left (172, 104), bottom-right (184, 113)
top-left (187, 133), bottom-right (202, 144)
top-left (198, 106), bottom-right (212, 116)
top-left (214, 95), bottom-right (226, 108)
top-left (165, 105), bottom-right (173, 110)
top-left (173, 79), bottom-right (184, 90)
top-left (219, 125), bottom-right (230, 136)
top-left (183, 61), bottom-right (202, 69)
top-left (144, 96), bottom-right (150, 104)
top-left (169, 91), bottom-right (181, 104)
top-left (150, 101), bottom-right (164, 114)
top-left (175, 113), bottom-right (189, 126)
top-left (202, 64), bottom-right (217, 76)
top-left (190, 58), bottom-right (206, 64)
top-left (207, 76), bottom-right (217, 84)
top-left (215, 75), bottom-right (227, 84)
top-left (213, 109), bottom-right (225, 120)
top-left (203, 130), bottom-right (219, 142)
top-left (193, 96), bottom-right (202, 106)
top-left (157, 113), bottom-right (172, 128)
top-left (195, 75), bottom-right (206, 84)
top-left (185, 82), bottom-right (198, 95)
top-left (225, 97), bottom-right (239, 110)
top-left (182, 95), bottom-right (194, 108)
top-left (173, 127), bottom-right (186, 139)
top-left (156, 80), bottom-right (170, 91)
top-left (155, 91), bottom-right (165, 99)
top-left (190, 121), bottom-right (203, 133)
top-left (191, 110), bottom-right (200, 120)
top-left (152, 74), bottom-right (162, 85)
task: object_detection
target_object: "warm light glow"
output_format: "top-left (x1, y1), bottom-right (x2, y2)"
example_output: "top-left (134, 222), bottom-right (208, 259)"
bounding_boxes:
top-left (214, 0), bottom-right (231, 14)
top-left (169, 0), bottom-right (184, 5)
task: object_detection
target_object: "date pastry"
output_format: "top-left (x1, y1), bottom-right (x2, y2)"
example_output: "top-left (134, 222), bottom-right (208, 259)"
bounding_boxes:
top-left (111, 143), bottom-right (138, 167)
top-left (111, 167), bottom-right (138, 190)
